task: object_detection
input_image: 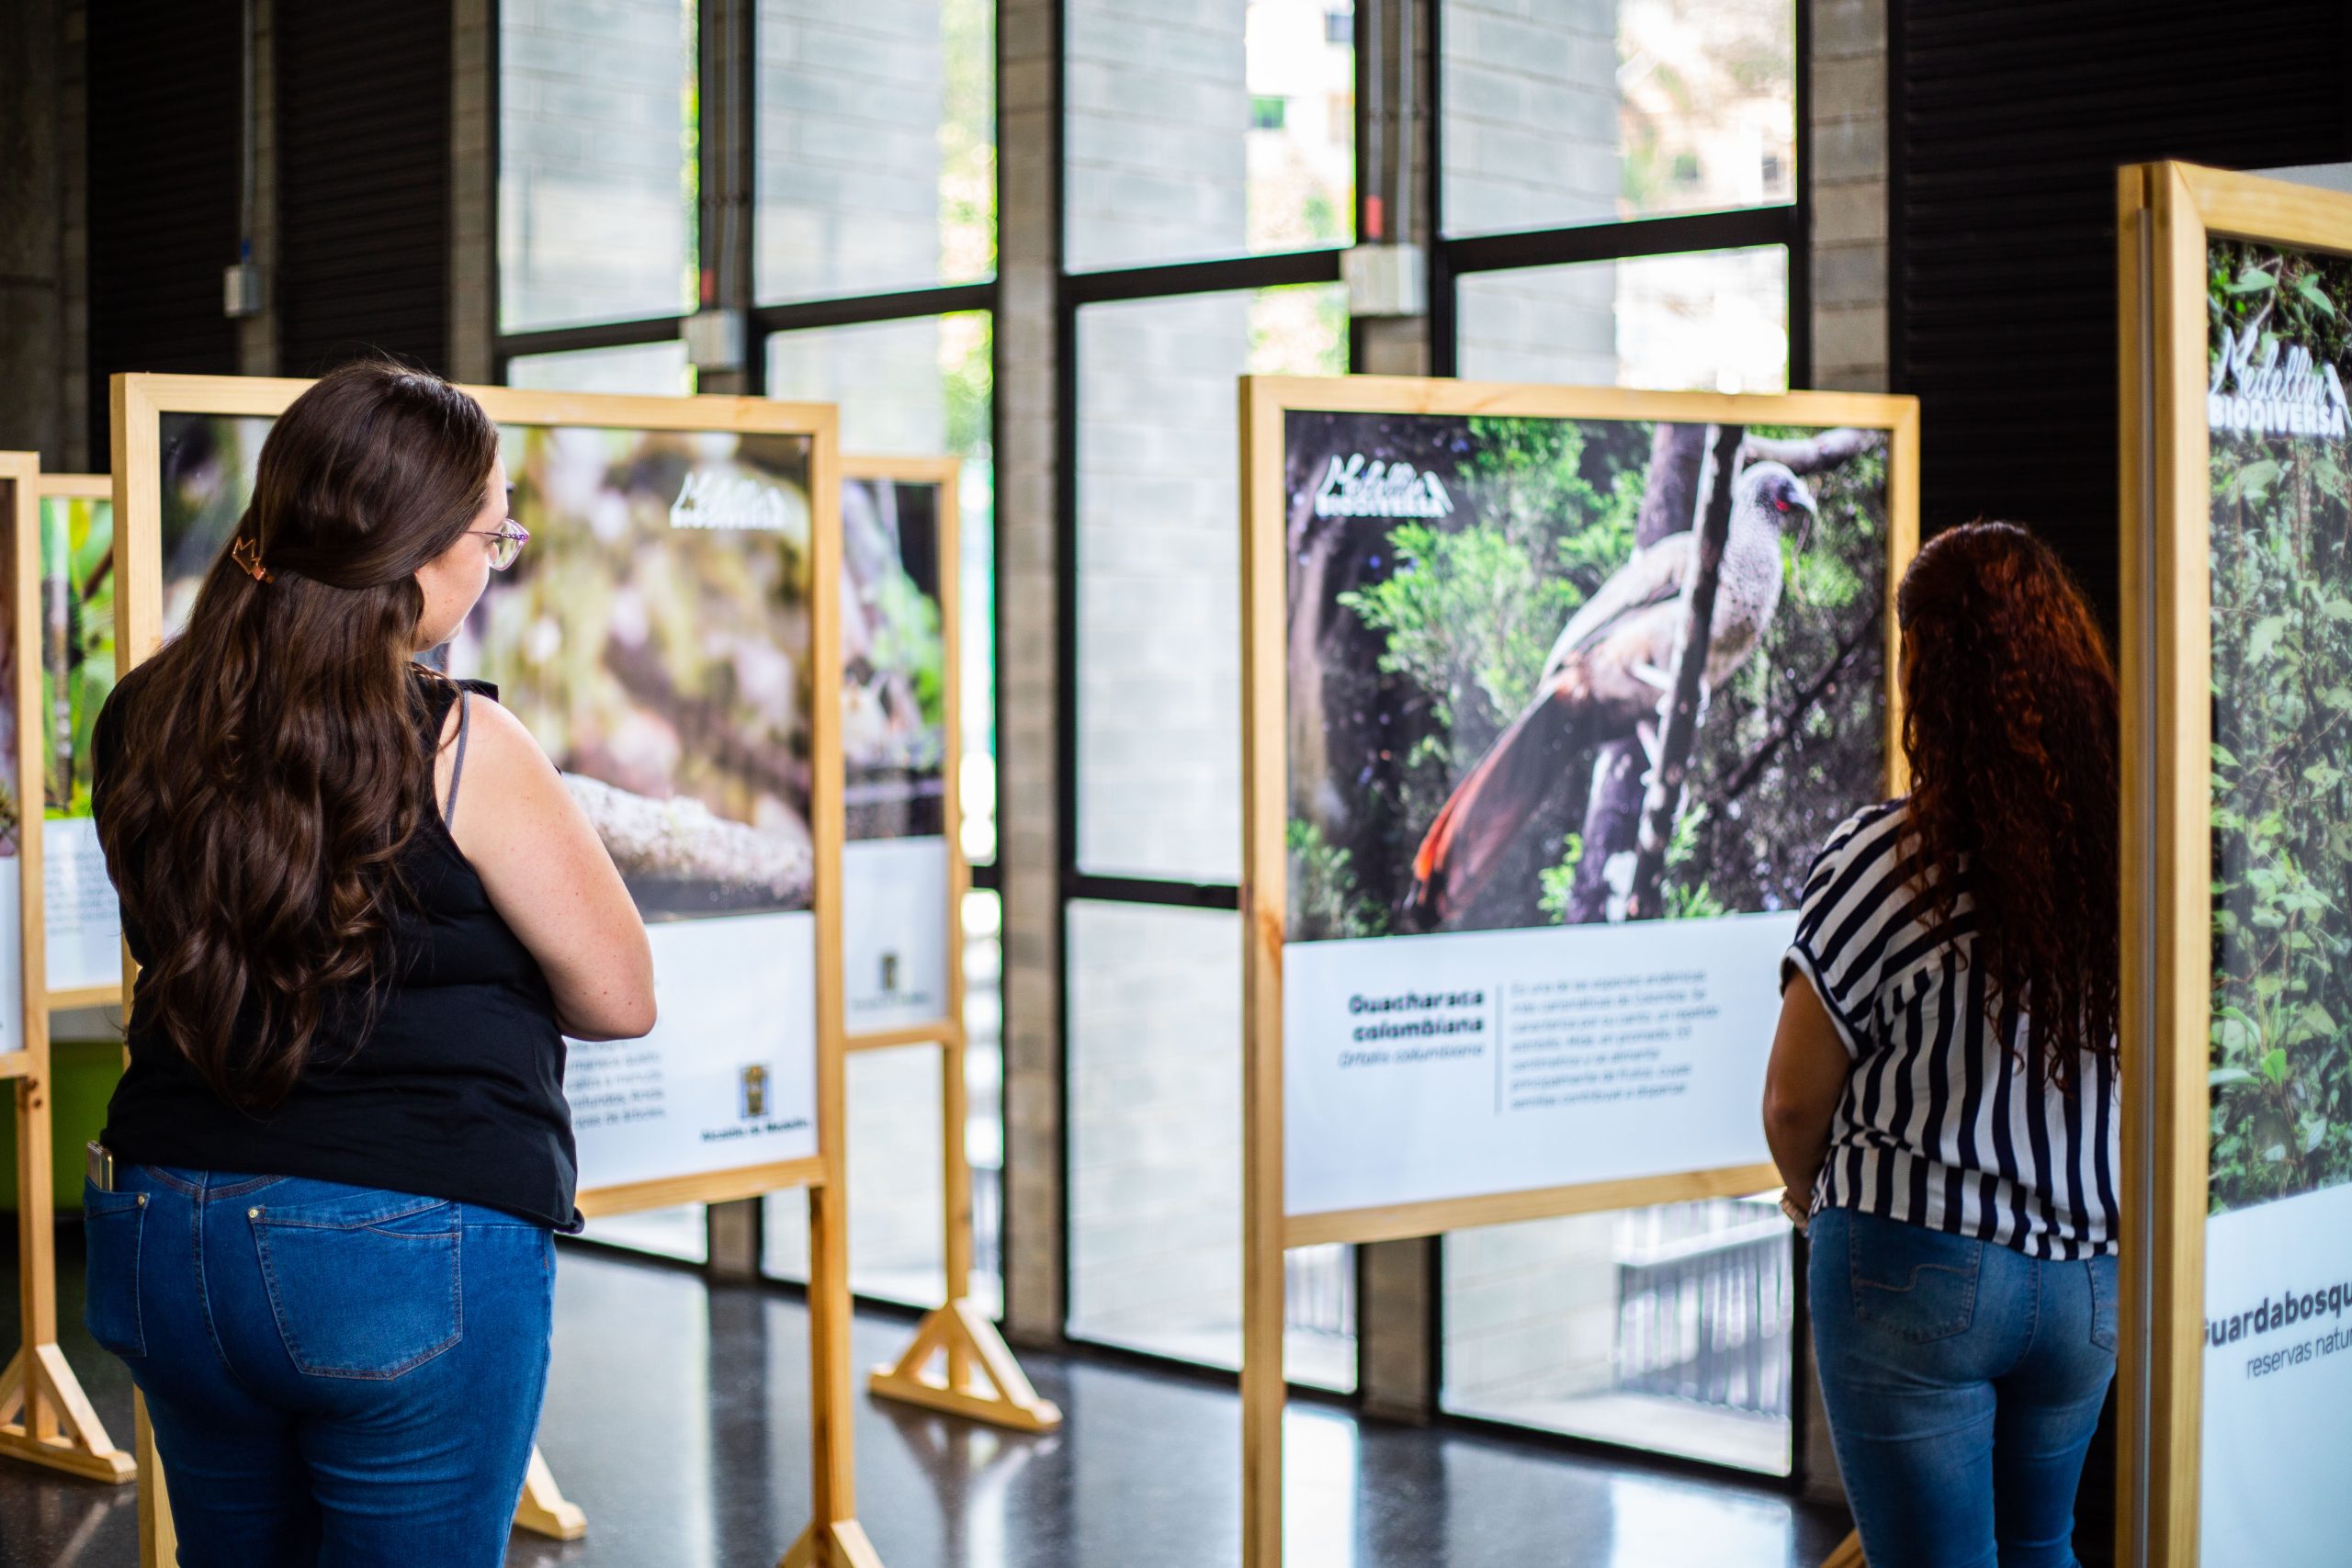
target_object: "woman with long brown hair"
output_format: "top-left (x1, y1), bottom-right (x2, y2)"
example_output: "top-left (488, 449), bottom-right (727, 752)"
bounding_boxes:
top-left (1762, 521), bottom-right (2120, 1568)
top-left (82, 362), bottom-right (654, 1566)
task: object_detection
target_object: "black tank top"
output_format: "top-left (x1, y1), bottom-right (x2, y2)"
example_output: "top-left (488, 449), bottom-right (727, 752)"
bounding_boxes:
top-left (96, 668), bottom-right (581, 1230)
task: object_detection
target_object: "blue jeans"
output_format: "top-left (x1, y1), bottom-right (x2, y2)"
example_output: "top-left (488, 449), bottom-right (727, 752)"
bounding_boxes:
top-left (82, 1168), bottom-right (555, 1568)
top-left (1808, 1207), bottom-right (2117, 1568)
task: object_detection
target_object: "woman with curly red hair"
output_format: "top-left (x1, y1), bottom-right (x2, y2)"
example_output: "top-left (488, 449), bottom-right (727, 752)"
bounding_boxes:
top-left (1761, 521), bottom-right (2120, 1568)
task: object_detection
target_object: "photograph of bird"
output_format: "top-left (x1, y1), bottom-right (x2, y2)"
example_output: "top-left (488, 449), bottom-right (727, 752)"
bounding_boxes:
top-left (1404, 460), bottom-right (1818, 925)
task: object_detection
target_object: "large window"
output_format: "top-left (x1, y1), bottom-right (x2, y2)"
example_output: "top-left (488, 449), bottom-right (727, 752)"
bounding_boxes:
top-left (753, 0), bottom-right (996, 300)
top-left (496, 0), bottom-right (1001, 1308)
top-left (1073, 283), bottom-right (1343, 885)
top-left (1430, 0), bottom-right (1804, 1473)
top-left (1064, 0), bottom-right (1354, 272)
top-left (1439, 0), bottom-right (1793, 238)
top-left (1064, 278), bottom-right (1351, 1384)
top-left (1053, 1), bottom-right (1805, 1429)
top-left (1433, 0), bottom-right (1804, 389)
top-left (499, 0), bottom-right (697, 333)
top-left (758, 309), bottom-right (1001, 1306)
top-left (1058, 3), bottom-right (1359, 1392)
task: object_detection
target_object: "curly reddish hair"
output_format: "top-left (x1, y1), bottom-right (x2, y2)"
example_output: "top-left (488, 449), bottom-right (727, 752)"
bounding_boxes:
top-left (1897, 521), bottom-right (2119, 1082)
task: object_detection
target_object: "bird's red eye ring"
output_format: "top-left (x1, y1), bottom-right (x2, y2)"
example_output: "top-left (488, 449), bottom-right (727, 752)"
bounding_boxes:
top-left (1774, 498), bottom-right (1790, 512)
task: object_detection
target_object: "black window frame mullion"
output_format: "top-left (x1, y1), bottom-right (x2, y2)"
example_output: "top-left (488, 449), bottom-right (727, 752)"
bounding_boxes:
top-left (492, 313), bottom-right (693, 380)
top-left (1441, 204), bottom-right (1796, 277)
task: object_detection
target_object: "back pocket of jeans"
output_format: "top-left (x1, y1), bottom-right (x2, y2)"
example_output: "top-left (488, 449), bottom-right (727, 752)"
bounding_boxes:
top-left (1849, 1216), bottom-right (1982, 1344)
top-left (250, 1195), bottom-right (461, 1379)
top-left (2087, 1254), bottom-right (2120, 1353)
top-left (81, 1185), bottom-right (148, 1358)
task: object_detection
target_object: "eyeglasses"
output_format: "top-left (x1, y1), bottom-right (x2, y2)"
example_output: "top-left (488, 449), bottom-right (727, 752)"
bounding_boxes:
top-left (470, 520), bottom-right (530, 571)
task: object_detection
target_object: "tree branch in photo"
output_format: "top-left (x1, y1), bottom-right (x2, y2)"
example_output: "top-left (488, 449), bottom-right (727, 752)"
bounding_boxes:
top-left (602, 633), bottom-right (812, 804)
top-left (1628, 423), bottom-right (1744, 917)
top-left (1566, 423), bottom-right (1707, 922)
top-left (1738, 427), bottom-right (1876, 476)
top-left (1718, 607), bottom-right (1883, 807)
top-left (563, 773), bottom-right (812, 910)
top-left (1565, 739), bottom-right (1643, 923)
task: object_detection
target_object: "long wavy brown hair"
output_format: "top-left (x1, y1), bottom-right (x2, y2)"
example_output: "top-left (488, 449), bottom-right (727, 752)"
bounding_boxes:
top-left (95, 362), bottom-right (498, 1111)
top-left (1898, 521), bottom-right (2119, 1083)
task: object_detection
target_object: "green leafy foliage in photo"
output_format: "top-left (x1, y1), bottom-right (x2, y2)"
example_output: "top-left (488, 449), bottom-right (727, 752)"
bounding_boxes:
top-left (2208, 239), bottom-right (2352, 1213)
top-left (40, 496), bottom-right (117, 819)
top-left (1289, 819), bottom-right (1385, 942)
top-left (1330, 416), bottom-right (1645, 921)
top-left (1291, 411), bottom-right (1889, 941)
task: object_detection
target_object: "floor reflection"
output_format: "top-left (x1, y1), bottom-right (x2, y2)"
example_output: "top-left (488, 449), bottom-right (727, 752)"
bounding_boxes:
top-left (3, 1243), bottom-right (1849, 1568)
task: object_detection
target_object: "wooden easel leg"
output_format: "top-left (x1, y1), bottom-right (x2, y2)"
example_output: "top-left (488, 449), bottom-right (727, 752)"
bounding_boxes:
top-left (512, 1443), bottom-right (587, 1540)
top-left (865, 1300), bottom-right (1062, 1433)
top-left (135, 1394), bottom-right (175, 1568)
top-left (1821, 1529), bottom-right (1866, 1567)
top-left (1240, 1242), bottom-right (1284, 1568)
top-left (1, 1075), bottom-right (135, 1483)
top-left (865, 1020), bottom-right (1059, 1431)
top-left (0, 1344), bottom-right (134, 1482)
top-left (778, 1519), bottom-right (888, 1568)
top-left (789, 1178), bottom-right (886, 1566)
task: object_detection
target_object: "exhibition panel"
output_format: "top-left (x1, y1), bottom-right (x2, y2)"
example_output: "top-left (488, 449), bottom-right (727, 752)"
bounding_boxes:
top-left (2118, 162), bottom-right (2352, 1568)
top-left (116, 378), bottom-right (840, 1213)
top-left (840, 457), bottom-right (961, 1049)
top-left (1238, 374), bottom-right (1918, 1565)
top-left (837, 453), bottom-right (1055, 1432)
top-left (0, 454), bottom-right (135, 1486)
top-left (28, 478), bottom-right (121, 1008)
top-left (107, 375), bottom-right (881, 1567)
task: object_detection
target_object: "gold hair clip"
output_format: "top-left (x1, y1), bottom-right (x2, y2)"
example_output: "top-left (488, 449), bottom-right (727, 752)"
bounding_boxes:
top-left (230, 536), bottom-right (274, 583)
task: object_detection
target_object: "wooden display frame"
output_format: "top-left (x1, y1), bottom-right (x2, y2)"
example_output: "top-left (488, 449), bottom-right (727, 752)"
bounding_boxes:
top-left (839, 454), bottom-right (1057, 1435)
top-left (2112, 161), bottom-right (2352, 1568)
top-left (109, 375), bottom-right (881, 1568)
top-left (0, 453), bottom-right (137, 1485)
top-left (1237, 375), bottom-right (1919, 1565)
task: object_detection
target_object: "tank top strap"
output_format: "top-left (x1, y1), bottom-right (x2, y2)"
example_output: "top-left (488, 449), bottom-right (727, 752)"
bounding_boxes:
top-left (446, 690), bottom-right (473, 826)
top-left (411, 669), bottom-right (503, 829)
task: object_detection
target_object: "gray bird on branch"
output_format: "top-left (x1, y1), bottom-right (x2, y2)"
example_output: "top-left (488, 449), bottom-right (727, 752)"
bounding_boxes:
top-left (1404, 460), bottom-right (1818, 925)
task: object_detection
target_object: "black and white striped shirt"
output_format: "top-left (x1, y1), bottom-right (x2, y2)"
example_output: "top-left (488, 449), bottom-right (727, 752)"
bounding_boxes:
top-left (1781, 800), bottom-right (2120, 1260)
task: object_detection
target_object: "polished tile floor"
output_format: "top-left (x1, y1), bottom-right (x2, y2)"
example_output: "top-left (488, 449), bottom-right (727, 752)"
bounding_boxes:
top-left (2, 1238), bottom-right (1850, 1567)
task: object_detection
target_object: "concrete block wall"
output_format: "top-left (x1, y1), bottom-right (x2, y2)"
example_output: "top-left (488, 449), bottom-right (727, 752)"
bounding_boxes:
top-left (450, 0), bottom-right (497, 381)
top-left (1065, 902), bottom-right (1245, 1355)
top-left (765, 315), bottom-right (953, 456)
top-left (1442, 1213), bottom-right (1622, 1408)
top-left (1062, 0), bottom-right (1248, 270)
top-left (1069, 291), bottom-right (1251, 885)
top-left (1442, 0), bottom-right (1618, 390)
top-left (498, 0), bottom-right (695, 332)
top-left (755, 0), bottom-right (947, 300)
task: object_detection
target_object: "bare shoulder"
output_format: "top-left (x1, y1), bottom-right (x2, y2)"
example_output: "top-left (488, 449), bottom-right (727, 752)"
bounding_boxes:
top-left (450, 691), bottom-right (546, 760)
top-left (437, 690), bottom-right (566, 843)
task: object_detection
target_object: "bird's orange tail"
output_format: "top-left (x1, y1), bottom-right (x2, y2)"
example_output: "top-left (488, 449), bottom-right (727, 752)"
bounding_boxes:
top-left (1406, 684), bottom-right (1588, 925)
